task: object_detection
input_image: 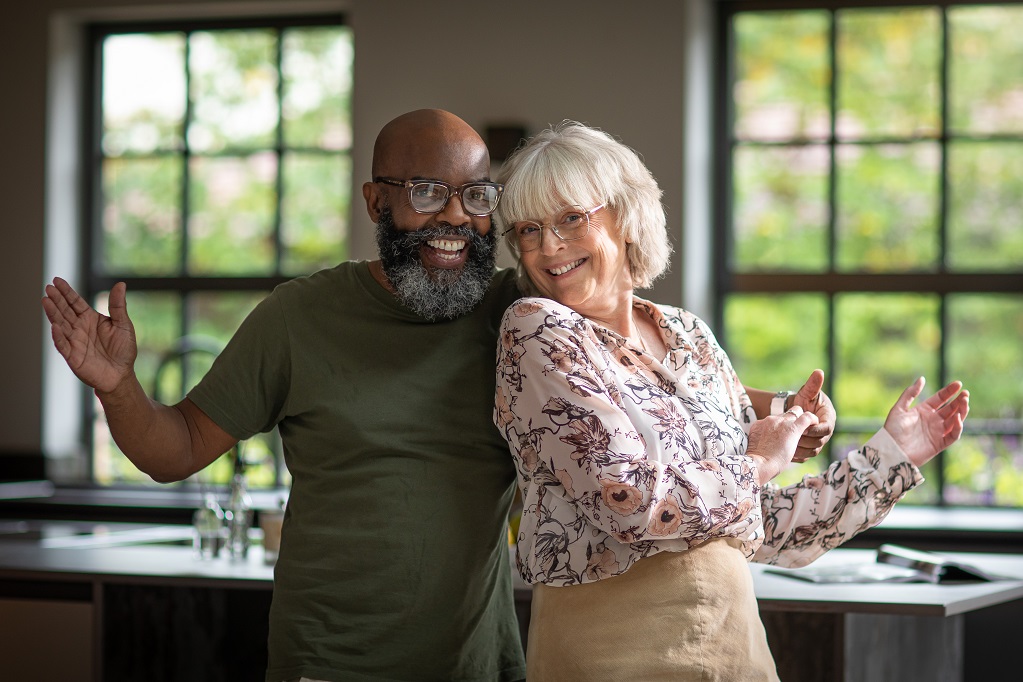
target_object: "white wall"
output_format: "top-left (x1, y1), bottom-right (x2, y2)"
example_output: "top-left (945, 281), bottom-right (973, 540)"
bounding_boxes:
top-left (0, 0), bottom-right (713, 460)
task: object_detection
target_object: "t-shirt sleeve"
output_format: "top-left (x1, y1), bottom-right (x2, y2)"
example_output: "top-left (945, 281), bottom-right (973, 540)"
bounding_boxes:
top-left (187, 291), bottom-right (292, 440)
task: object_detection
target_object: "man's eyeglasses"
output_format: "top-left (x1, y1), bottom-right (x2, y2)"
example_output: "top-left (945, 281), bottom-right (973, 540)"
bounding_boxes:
top-left (374, 177), bottom-right (504, 216)
top-left (503, 205), bottom-right (604, 253)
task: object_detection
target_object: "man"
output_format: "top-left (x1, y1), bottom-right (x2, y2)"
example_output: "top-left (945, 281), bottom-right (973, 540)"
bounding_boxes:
top-left (43, 109), bottom-right (526, 682)
top-left (43, 109), bottom-right (833, 682)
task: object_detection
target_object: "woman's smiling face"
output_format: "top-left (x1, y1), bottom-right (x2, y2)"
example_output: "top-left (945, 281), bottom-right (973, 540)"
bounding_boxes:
top-left (519, 205), bottom-right (635, 319)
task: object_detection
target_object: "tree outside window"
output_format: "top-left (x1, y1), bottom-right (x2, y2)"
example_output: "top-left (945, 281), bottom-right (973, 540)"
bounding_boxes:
top-left (87, 15), bottom-right (352, 488)
top-left (717, 2), bottom-right (1023, 506)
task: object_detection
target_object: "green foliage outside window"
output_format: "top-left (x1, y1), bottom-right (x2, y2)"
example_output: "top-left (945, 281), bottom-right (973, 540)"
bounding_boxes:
top-left (90, 19), bottom-right (352, 488)
top-left (726, 3), bottom-right (1023, 507)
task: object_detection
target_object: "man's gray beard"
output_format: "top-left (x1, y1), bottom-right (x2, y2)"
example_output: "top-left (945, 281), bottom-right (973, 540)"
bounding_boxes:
top-left (375, 207), bottom-right (498, 321)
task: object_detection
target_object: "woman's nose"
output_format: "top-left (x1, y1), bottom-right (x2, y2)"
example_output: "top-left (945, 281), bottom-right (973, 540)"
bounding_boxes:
top-left (538, 227), bottom-right (564, 255)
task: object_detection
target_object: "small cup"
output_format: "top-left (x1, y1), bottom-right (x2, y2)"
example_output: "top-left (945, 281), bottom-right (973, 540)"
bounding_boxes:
top-left (259, 509), bottom-right (285, 565)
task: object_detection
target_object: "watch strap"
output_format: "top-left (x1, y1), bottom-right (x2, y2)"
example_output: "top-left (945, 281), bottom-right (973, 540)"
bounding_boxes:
top-left (771, 390), bottom-right (794, 416)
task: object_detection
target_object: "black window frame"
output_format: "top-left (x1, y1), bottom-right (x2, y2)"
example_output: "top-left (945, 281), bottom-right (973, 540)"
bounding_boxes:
top-left (713, 0), bottom-right (1023, 506)
top-left (82, 12), bottom-right (350, 488)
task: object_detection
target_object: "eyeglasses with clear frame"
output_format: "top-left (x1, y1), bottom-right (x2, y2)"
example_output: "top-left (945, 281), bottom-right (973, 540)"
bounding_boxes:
top-left (374, 177), bottom-right (504, 216)
top-left (503, 204), bottom-right (605, 253)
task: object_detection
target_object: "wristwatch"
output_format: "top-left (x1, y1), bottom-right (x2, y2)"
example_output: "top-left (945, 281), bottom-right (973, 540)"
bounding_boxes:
top-left (771, 390), bottom-right (794, 416)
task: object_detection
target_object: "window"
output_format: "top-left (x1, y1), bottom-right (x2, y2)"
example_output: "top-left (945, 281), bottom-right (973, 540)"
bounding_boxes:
top-left (86, 15), bottom-right (353, 488)
top-left (715, 2), bottom-right (1023, 505)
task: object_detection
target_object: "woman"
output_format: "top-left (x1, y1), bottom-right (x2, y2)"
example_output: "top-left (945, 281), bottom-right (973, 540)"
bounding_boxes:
top-left (492, 122), bottom-right (970, 681)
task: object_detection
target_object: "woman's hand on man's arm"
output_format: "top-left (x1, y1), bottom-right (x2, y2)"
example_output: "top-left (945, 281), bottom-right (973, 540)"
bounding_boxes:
top-left (746, 407), bottom-right (819, 486)
top-left (745, 369), bottom-right (835, 464)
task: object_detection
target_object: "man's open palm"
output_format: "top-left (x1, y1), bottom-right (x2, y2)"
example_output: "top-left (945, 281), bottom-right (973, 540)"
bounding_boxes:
top-left (42, 277), bottom-right (137, 394)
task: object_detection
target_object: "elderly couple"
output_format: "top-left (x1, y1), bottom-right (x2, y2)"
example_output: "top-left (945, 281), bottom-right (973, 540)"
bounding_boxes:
top-left (44, 109), bottom-right (969, 682)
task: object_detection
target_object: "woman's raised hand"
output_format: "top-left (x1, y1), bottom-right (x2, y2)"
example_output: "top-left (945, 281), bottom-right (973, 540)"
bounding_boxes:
top-left (42, 277), bottom-right (138, 394)
top-left (884, 377), bottom-right (970, 467)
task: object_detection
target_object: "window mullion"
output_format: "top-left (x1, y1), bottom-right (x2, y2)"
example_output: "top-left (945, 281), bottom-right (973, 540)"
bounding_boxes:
top-left (273, 27), bottom-right (285, 276)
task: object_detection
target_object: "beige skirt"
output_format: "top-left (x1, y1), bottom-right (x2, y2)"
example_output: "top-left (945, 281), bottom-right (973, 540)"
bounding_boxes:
top-left (526, 537), bottom-right (779, 682)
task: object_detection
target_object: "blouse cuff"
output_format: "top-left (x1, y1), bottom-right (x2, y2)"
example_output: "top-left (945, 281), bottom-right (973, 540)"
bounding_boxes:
top-left (866, 427), bottom-right (925, 487)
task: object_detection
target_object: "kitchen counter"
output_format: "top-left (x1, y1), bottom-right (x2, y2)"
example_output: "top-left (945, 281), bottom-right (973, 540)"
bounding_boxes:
top-left (2, 523), bottom-right (1021, 681)
top-left (0, 522), bottom-right (274, 682)
top-left (0, 523), bottom-right (273, 589)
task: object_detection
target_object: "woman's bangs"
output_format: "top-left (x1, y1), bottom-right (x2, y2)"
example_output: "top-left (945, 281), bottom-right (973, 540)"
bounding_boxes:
top-left (504, 156), bottom-right (603, 222)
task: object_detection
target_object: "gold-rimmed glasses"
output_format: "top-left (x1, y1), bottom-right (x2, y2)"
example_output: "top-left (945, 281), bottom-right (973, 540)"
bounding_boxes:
top-left (503, 204), bottom-right (604, 252)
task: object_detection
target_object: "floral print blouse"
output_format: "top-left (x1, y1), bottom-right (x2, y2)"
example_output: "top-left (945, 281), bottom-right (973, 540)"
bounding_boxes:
top-left (494, 297), bottom-right (924, 587)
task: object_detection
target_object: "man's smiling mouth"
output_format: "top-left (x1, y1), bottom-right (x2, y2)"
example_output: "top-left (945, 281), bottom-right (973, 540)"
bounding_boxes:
top-left (426, 238), bottom-right (467, 261)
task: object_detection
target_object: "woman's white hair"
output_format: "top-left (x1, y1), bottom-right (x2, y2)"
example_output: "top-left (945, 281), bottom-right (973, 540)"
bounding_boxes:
top-left (495, 121), bottom-right (672, 292)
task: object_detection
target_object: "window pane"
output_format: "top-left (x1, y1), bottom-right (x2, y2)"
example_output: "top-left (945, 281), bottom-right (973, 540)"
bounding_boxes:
top-left (945, 435), bottom-right (1023, 507)
top-left (723, 293), bottom-right (828, 390)
top-left (732, 145), bottom-right (828, 271)
top-left (282, 26), bottom-right (353, 149)
top-left (947, 141), bottom-right (1023, 270)
top-left (834, 293), bottom-right (939, 419)
top-left (835, 142), bottom-right (940, 271)
top-left (281, 153), bottom-right (349, 275)
top-left (92, 292), bottom-right (182, 485)
top-left (947, 294), bottom-right (1023, 419)
top-left (837, 8), bottom-right (940, 139)
top-left (189, 292), bottom-right (265, 346)
top-left (949, 5), bottom-right (1023, 135)
top-left (832, 433), bottom-right (940, 506)
top-left (101, 157), bottom-right (183, 275)
top-left (102, 33), bottom-right (185, 155)
top-left (725, 292), bottom-right (829, 484)
top-left (188, 154), bottom-right (277, 275)
top-left (188, 292), bottom-right (276, 487)
top-left (773, 453), bottom-right (829, 488)
top-left (189, 29), bottom-right (278, 152)
top-left (733, 11), bottom-right (830, 142)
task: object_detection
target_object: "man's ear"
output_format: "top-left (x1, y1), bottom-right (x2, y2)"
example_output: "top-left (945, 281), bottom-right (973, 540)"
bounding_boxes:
top-left (363, 181), bottom-right (383, 222)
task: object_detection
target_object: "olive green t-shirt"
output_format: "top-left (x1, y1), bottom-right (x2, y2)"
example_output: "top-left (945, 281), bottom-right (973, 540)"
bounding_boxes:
top-left (188, 261), bottom-right (525, 682)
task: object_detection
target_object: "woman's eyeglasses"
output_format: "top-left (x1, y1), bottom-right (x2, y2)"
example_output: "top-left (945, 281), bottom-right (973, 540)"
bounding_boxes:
top-left (503, 205), bottom-right (604, 253)
top-left (374, 177), bottom-right (504, 216)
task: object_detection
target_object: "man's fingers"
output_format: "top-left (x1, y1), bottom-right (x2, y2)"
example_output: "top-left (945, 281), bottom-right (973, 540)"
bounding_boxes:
top-left (801, 422), bottom-right (831, 439)
top-left (798, 369), bottom-right (825, 404)
top-left (50, 324), bottom-right (71, 360)
top-left (108, 282), bottom-right (129, 326)
top-left (42, 294), bottom-right (78, 341)
top-left (53, 277), bottom-right (92, 315)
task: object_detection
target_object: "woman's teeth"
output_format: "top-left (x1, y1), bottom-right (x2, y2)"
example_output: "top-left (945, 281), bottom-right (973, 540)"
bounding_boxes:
top-left (427, 239), bottom-right (465, 260)
top-left (548, 259), bottom-right (584, 276)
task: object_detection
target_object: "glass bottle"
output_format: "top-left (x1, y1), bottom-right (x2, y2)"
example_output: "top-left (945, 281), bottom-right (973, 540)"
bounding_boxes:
top-left (193, 493), bottom-right (225, 559)
top-left (225, 458), bottom-right (252, 559)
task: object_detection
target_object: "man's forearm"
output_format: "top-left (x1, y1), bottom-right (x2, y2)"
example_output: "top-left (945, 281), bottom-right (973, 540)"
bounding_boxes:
top-left (95, 372), bottom-right (197, 482)
top-left (745, 386), bottom-right (776, 420)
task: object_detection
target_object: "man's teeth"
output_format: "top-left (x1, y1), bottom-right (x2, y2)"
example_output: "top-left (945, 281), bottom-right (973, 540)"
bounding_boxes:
top-left (548, 259), bottom-right (584, 276)
top-left (427, 239), bottom-right (465, 260)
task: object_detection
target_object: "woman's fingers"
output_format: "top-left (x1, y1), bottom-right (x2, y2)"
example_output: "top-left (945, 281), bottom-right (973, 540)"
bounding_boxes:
top-left (924, 380), bottom-right (964, 410)
top-left (895, 376), bottom-right (926, 411)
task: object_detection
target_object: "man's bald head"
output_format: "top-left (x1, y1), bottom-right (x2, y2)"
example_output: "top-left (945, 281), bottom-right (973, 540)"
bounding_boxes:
top-left (371, 109), bottom-right (490, 181)
top-left (363, 109), bottom-right (499, 320)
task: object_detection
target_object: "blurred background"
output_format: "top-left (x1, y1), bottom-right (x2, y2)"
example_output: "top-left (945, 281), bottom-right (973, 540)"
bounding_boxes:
top-left (1, 0), bottom-right (1020, 509)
